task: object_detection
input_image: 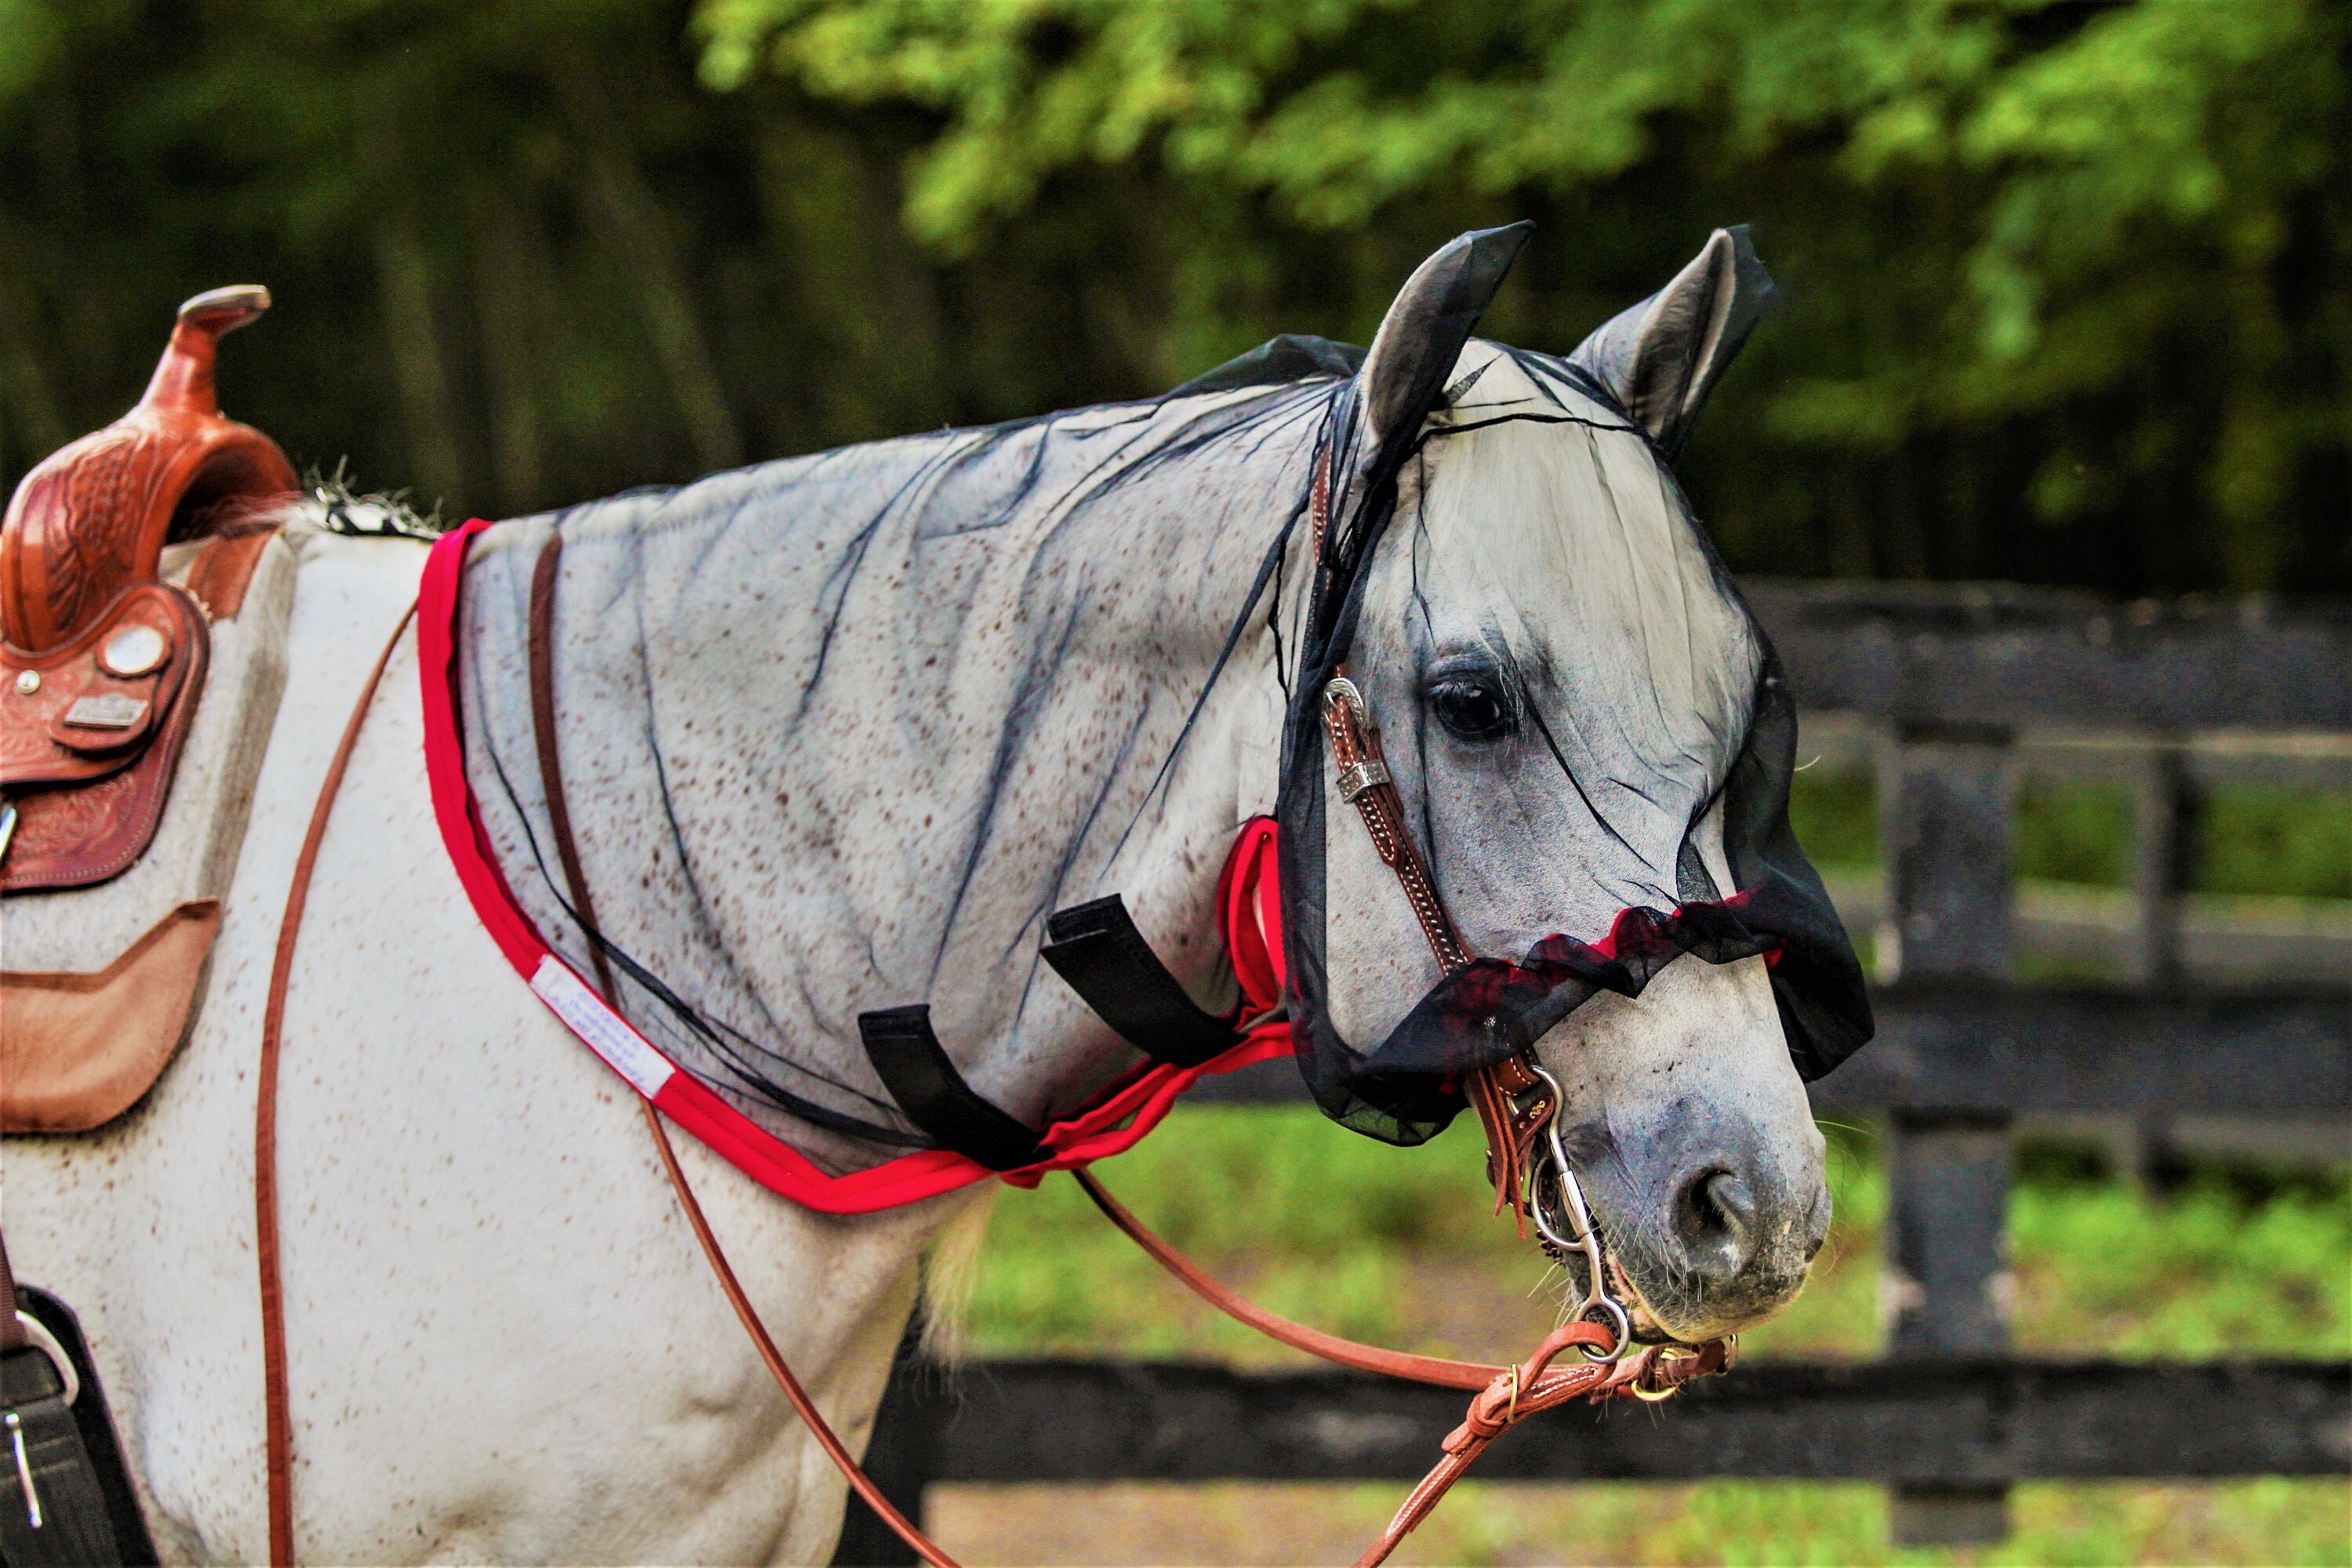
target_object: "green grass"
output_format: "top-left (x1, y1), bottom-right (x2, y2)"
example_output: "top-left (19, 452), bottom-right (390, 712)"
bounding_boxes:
top-left (956, 1107), bottom-right (2351, 1564)
top-left (2201, 788), bottom-right (2352, 902)
top-left (1370, 1474), bottom-right (2352, 1566)
top-left (966, 1102), bottom-right (1495, 1364)
top-left (2012, 781), bottom-right (2136, 889)
top-left (965, 1109), bottom-right (2350, 1364)
top-left (1785, 771), bottom-right (2352, 900)
top-left (1789, 769), bottom-right (1882, 873)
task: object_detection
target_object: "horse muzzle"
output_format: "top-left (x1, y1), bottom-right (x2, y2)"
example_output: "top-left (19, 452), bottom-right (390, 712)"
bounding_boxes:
top-left (1579, 1127), bottom-right (1829, 1344)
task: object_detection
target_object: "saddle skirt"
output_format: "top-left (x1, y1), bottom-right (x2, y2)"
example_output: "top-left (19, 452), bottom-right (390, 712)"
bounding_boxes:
top-left (1, 287), bottom-right (299, 1134)
top-left (2, 530), bottom-right (296, 1131)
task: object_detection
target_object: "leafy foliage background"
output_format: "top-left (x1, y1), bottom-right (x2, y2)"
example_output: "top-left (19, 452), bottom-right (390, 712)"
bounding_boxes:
top-left (2, 0), bottom-right (2342, 593)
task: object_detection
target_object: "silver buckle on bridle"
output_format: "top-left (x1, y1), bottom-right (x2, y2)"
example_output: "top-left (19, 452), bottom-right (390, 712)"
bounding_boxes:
top-left (1321, 676), bottom-right (1368, 725)
top-left (1321, 678), bottom-right (1393, 801)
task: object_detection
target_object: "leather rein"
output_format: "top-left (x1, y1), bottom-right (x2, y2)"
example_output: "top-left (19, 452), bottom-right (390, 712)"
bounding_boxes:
top-left (252, 461), bottom-right (1726, 1566)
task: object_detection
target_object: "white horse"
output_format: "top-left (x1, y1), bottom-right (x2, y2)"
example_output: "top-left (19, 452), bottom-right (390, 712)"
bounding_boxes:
top-left (5, 225), bottom-right (1864, 1562)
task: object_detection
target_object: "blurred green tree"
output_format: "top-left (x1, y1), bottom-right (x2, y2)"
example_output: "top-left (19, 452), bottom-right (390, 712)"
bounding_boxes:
top-left (698, 0), bottom-right (2350, 592)
top-left (0, 0), bottom-right (2341, 593)
top-left (0, 0), bottom-right (1187, 514)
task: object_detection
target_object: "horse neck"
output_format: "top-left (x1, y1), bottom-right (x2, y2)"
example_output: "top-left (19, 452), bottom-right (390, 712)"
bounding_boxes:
top-left (502, 408), bottom-right (1317, 1156)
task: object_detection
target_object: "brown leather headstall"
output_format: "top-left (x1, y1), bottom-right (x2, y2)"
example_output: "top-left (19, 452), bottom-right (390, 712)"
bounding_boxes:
top-left (1307, 452), bottom-right (1552, 1223)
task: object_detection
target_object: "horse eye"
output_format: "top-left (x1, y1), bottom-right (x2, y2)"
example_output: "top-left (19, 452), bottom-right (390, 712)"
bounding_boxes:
top-left (1428, 672), bottom-right (1515, 742)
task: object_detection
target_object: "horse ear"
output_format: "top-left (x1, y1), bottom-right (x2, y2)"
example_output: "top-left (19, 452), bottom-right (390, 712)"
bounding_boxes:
top-left (1352, 222), bottom-right (1534, 484)
top-left (1570, 226), bottom-right (1773, 459)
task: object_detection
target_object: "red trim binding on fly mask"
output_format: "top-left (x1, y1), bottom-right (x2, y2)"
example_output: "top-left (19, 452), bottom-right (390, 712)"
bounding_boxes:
top-left (419, 518), bottom-right (1293, 1214)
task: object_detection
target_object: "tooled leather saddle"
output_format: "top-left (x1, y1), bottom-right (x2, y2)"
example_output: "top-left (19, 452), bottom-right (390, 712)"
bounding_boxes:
top-left (0, 285), bottom-right (296, 893)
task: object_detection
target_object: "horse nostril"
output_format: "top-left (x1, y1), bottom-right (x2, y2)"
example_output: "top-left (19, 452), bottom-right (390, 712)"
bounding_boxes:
top-left (1708, 1172), bottom-right (1756, 1235)
top-left (1675, 1167), bottom-right (1756, 1281)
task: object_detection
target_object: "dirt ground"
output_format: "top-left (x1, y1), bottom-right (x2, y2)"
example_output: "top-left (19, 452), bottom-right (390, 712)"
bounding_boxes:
top-left (928, 1483), bottom-right (1422, 1568)
top-left (921, 1478), bottom-right (2352, 1567)
top-left (922, 1479), bottom-right (1719, 1568)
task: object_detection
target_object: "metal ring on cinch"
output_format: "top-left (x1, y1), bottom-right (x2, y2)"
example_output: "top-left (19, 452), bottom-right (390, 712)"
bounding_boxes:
top-left (13, 1312), bottom-right (79, 1407)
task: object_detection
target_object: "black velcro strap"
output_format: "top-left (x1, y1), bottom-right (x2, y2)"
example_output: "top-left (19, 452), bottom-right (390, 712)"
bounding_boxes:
top-left (1040, 895), bottom-right (1241, 1069)
top-left (858, 1006), bottom-right (1048, 1172)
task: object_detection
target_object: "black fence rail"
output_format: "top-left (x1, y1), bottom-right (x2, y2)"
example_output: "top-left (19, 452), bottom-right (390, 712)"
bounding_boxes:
top-left (1741, 582), bottom-right (2352, 732)
top-left (838, 1354), bottom-right (2352, 1563)
top-left (837, 586), bottom-right (2351, 1564)
top-left (1195, 987), bottom-right (2352, 1117)
top-left (865, 1359), bottom-right (2351, 1486)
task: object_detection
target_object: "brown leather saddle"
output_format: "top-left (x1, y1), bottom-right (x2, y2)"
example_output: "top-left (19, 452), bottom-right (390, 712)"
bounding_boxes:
top-left (0, 285), bottom-right (297, 893)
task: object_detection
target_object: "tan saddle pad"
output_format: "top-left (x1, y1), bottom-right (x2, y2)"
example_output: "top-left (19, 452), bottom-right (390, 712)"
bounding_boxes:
top-left (2, 900), bottom-right (223, 1133)
top-left (2, 529), bottom-right (297, 1131)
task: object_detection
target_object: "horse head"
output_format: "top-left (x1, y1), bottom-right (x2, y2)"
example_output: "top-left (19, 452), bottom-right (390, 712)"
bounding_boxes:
top-left (1294, 226), bottom-right (1866, 1343)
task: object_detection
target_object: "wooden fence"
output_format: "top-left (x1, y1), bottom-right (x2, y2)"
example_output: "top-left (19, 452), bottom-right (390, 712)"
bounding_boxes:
top-left (836, 584), bottom-right (2352, 1563)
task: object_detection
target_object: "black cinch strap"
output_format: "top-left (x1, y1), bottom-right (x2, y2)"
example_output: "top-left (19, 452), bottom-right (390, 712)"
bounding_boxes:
top-left (858, 1007), bottom-right (1048, 1172)
top-left (0, 1269), bottom-right (156, 1565)
top-left (1040, 895), bottom-right (1240, 1069)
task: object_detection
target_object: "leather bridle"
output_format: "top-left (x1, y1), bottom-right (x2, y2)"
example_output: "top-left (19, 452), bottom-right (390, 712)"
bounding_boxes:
top-left (1313, 438), bottom-right (1692, 1351)
top-left (251, 452), bottom-right (1729, 1566)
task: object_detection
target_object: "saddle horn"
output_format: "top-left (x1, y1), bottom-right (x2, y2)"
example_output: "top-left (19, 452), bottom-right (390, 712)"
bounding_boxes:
top-left (1, 285), bottom-right (297, 651)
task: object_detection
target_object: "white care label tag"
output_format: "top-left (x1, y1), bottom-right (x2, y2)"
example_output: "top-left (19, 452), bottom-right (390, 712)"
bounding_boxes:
top-left (530, 955), bottom-right (676, 1100)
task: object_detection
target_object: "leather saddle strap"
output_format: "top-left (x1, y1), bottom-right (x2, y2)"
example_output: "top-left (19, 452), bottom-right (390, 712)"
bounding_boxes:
top-left (525, 534), bottom-right (965, 1568)
top-left (258, 603), bottom-right (417, 1567)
